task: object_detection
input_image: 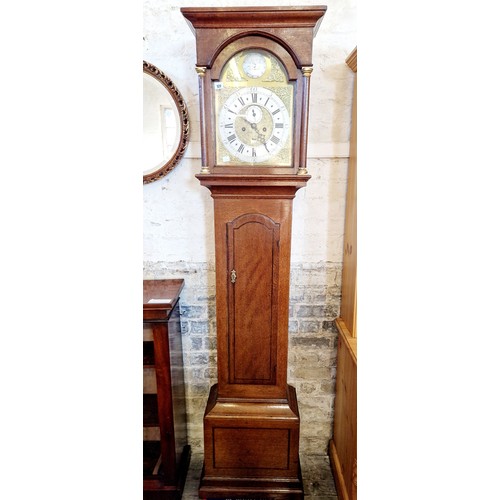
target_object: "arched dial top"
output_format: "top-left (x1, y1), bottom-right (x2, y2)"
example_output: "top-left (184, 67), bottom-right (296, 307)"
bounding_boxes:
top-left (214, 49), bottom-right (294, 167)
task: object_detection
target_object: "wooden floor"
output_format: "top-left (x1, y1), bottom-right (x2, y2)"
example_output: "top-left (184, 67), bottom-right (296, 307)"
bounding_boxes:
top-left (182, 453), bottom-right (338, 499)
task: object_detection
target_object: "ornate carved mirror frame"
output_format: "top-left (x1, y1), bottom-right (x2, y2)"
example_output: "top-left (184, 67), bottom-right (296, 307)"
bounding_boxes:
top-left (143, 60), bottom-right (190, 184)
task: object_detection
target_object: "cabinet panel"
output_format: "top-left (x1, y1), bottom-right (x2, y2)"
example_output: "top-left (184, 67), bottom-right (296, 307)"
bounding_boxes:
top-left (214, 195), bottom-right (294, 401)
top-left (339, 74), bottom-right (357, 337)
top-left (334, 330), bottom-right (357, 493)
top-left (214, 428), bottom-right (290, 470)
top-left (227, 213), bottom-right (280, 385)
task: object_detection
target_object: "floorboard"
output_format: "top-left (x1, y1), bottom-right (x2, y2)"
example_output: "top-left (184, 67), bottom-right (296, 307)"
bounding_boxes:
top-left (181, 453), bottom-right (338, 499)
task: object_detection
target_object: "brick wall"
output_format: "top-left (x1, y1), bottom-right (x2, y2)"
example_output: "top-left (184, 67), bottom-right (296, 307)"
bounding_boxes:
top-left (143, 260), bottom-right (341, 455)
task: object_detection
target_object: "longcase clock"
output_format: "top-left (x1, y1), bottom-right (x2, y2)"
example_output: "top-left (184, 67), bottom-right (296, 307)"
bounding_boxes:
top-left (181, 6), bottom-right (327, 499)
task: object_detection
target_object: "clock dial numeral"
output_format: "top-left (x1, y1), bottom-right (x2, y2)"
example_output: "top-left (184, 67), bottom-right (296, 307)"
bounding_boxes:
top-left (227, 134), bottom-right (237, 143)
top-left (270, 135), bottom-right (280, 145)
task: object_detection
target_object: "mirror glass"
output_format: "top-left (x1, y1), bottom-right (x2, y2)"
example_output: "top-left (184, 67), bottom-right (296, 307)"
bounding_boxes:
top-left (143, 61), bottom-right (189, 183)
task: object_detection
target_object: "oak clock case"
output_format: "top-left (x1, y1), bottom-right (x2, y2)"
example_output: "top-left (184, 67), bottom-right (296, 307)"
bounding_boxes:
top-left (181, 6), bottom-right (327, 499)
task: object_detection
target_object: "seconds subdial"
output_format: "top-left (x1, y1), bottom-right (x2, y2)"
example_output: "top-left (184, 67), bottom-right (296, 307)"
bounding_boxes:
top-left (245, 105), bottom-right (263, 124)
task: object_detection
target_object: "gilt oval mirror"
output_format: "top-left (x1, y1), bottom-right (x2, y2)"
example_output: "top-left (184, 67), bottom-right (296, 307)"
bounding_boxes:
top-left (143, 61), bottom-right (189, 184)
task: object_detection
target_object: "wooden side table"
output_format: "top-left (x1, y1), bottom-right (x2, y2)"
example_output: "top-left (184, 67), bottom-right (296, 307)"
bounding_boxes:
top-left (143, 279), bottom-right (190, 499)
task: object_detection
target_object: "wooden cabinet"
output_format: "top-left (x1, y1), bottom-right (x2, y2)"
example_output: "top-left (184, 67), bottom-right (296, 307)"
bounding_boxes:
top-left (329, 47), bottom-right (357, 500)
top-left (143, 279), bottom-right (190, 499)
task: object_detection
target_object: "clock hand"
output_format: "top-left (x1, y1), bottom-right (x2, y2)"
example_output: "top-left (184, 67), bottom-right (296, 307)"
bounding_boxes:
top-left (243, 122), bottom-right (266, 143)
top-left (237, 115), bottom-right (261, 127)
top-left (234, 115), bottom-right (262, 135)
top-left (257, 133), bottom-right (267, 143)
top-left (234, 113), bottom-right (268, 144)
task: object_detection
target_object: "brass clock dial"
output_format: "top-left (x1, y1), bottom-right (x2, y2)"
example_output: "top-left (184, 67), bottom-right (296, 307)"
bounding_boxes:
top-left (214, 49), bottom-right (294, 167)
top-left (218, 86), bottom-right (291, 163)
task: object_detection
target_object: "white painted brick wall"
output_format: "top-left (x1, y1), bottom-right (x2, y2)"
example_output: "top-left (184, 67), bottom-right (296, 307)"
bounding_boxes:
top-left (143, 0), bottom-right (356, 456)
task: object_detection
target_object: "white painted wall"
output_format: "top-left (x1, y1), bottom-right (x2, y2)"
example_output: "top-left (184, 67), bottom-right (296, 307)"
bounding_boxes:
top-left (143, 0), bottom-right (357, 267)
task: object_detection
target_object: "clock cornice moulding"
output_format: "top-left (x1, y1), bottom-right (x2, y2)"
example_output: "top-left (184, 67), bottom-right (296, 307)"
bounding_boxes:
top-left (181, 6), bottom-right (328, 32)
top-left (181, 5), bottom-right (327, 67)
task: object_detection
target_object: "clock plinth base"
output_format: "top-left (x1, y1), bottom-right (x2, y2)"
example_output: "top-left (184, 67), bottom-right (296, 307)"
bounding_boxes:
top-left (199, 384), bottom-right (304, 499)
top-left (199, 465), bottom-right (304, 500)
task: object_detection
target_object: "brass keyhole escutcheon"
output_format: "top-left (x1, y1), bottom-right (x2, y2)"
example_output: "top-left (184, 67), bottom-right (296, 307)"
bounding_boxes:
top-left (230, 269), bottom-right (237, 283)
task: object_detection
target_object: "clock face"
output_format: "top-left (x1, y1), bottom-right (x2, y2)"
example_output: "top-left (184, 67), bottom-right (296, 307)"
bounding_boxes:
top-left (214, 49), bottom-right (294, 167)
top-left (218, 86), bottom-right (290, 163)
